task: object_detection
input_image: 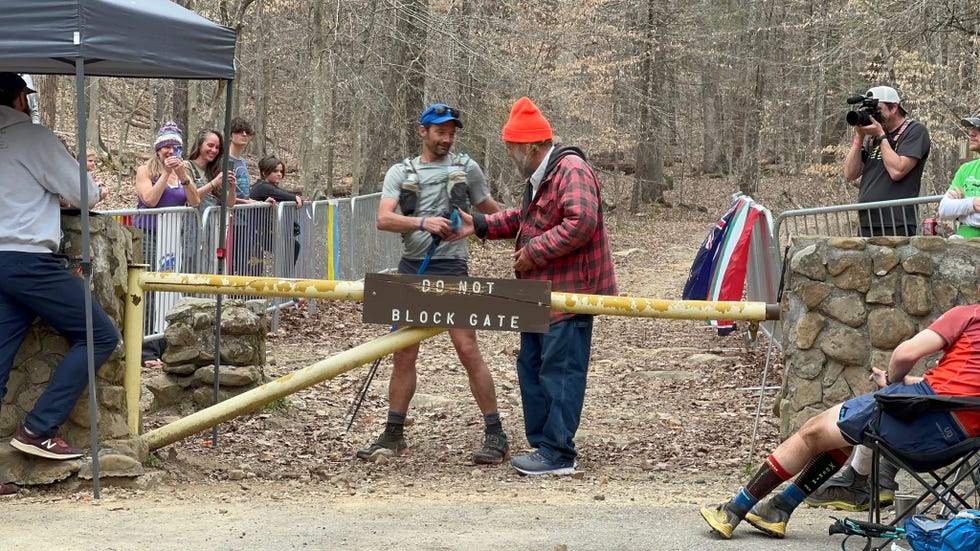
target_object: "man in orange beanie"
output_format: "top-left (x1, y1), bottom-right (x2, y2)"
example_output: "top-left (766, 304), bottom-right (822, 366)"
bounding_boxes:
top-left (452, 97), bottom-right (617, 475)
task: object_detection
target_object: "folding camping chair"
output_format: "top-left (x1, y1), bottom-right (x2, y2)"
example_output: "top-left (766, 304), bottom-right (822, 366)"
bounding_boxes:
top-left (864, 394), bottom-right (980, 525)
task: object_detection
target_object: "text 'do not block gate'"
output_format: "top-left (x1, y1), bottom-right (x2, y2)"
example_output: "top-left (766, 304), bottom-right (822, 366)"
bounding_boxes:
top-left (363, 273), bottom-right (551, 333)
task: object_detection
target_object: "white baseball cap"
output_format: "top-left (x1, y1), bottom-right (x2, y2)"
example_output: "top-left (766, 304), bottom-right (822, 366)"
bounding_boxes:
top-left (866, 86), bottom-right (901, 104)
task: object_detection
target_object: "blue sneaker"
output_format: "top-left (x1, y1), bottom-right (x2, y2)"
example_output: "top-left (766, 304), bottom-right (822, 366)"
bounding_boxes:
top-left (510, 451), bottom-right (575, 476)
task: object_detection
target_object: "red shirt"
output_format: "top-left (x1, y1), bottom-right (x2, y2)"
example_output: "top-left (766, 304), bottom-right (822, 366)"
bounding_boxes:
top-left (924, 304), bottom-right (980, 435)
top-left (484, 147), bottom-right (617, 323)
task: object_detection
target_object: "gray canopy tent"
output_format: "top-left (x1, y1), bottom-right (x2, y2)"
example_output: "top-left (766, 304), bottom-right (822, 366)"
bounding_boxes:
top-left (0, 0), bottom-right (236, 497)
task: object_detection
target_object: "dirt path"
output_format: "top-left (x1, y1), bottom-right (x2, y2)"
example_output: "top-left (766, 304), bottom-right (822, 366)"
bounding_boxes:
top-left (3, 481), bottom-right (845, 550)
top-left (4, 208), bottom-right (813, 550)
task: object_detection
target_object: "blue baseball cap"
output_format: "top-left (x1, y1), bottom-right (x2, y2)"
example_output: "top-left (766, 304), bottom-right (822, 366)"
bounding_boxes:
top-left (419, 104), bottom-right (462, 128)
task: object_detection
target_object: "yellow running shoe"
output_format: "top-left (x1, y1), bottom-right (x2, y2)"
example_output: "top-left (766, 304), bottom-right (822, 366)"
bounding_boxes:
top-left (699, 502), bottom-right (743, 539)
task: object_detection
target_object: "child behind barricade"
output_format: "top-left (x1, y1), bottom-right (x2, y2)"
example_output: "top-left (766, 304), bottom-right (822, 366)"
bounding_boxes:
top-left (59, 152), bottom-right (108, 208)
top-left (248, 156), bottom-right (303, 275)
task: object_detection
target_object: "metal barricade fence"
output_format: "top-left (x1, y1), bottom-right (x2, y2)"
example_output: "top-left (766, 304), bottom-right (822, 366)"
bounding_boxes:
top-left (718, 194), bottom-right (947, 345)
top-left (772, 195), bottom-right (943, 251)
top-left (307, 199), bottom-right (331, 280)
top-left (350, 193), bottom-right (401, 278)
top-left (105, 193), bottom-right (403, 341)
top-left (744, 194), bottom-right (944, 350)
top-left (227, 201), bottom-right (277, 279)
top-left (108, 205), bottom-right (203, 338)
top-left (309, 198), bottom-right (354, 281)
top-left (307, 194), bottom-right (401, 282)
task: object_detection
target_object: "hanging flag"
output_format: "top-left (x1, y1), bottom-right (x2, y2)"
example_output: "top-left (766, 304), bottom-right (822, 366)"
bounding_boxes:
top-left (683, 195), bottom-right (765, 336)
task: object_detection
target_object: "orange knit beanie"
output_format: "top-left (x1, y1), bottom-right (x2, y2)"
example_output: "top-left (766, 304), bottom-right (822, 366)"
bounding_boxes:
top-left (501, 97), bottom-right (553, 143)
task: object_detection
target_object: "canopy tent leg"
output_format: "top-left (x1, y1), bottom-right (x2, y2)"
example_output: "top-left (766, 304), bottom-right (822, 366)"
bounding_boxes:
top-left (76, 59), bottom-right (102, 500)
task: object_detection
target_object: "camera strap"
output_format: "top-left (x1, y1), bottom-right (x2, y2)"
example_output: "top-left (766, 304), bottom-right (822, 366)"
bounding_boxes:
top-left (883, 118), bottom-right (913, 148)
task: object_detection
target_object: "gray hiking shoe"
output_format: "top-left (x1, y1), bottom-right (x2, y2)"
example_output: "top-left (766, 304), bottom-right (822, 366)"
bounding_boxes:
top-left (877, 459), bottom-right (899, 504)
top-left (355, 429), bottom-right (408, 462)
top-left (473, 432), bottom-right (509, 465)
top-left (745, 496), bottom-right (792, 538)
top-left (805, 466), bottom-right (870, 511)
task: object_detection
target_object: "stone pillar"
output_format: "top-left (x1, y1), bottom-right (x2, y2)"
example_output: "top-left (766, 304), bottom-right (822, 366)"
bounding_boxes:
top-left (778, 235), bottom-right (979, 437)
top-left (144, 297), bottom-right (268, 413)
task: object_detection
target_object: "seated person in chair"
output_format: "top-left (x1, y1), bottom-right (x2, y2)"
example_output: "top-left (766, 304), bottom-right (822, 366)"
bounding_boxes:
top-left (700, 301), bottom-right (980, 540)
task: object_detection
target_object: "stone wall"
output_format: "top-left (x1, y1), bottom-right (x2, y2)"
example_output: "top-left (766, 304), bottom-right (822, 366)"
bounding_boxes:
top-left (143, 298), bottom-right (268, 414)
top-left (777, 235), bottom-right (980, 438)
top-left (0, 214), bottom-right (145, 486)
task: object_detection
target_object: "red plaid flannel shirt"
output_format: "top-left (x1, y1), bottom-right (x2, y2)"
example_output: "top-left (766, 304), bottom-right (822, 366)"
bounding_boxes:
top-left (484, 148), bottom-right (617, 323)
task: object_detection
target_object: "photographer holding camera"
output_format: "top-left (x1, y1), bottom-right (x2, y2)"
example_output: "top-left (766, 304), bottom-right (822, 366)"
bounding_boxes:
top-left (843, 86), bottom-right (931, 237)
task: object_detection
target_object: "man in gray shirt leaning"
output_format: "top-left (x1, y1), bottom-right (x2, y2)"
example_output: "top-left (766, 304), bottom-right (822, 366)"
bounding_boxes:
top-left (0, 73), bottom-right (119, 484)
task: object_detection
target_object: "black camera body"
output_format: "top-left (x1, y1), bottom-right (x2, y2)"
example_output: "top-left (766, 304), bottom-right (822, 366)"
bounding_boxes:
top-left (846, 94), bottom-right (882, 126)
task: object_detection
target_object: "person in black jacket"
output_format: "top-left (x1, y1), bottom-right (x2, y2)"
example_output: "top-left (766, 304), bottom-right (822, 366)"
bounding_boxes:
top-left (248, 156), bottom-right (302, 274)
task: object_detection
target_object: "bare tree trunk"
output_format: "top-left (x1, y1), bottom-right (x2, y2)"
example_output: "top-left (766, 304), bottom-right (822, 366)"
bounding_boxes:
top-left (172, 80), bottom-right (188, 131)
top-left (36, 75), bottom-right (59, 130)
top-left (806, 0), bottom-right (829, 166)
top-left (253, 0), bottom-right (268, 159)
top-left (218, 0), bottom-right (256, 126)
top-left (700, 57), bottom-right (724, 174)
top-left (116, 84), bottom-right (148, 178)
top-left (187, 80), bottom-right (204, 134)
top-left (325, 52), bottom-right (337, 197)
top-left (213, 81), bottom-right (230, 131)
top-left (631, 1), bottom-right (666, 212)
top-left (400, 1), bottom-right (426, 156)
top-left (300, 1), bottom-right (330, 197)
top-left (347, 0), bottom-right (374, 196)
top-left (352, 0), bottom-right (428, 195)
top-left (737, 63), bottom-right (764, 197)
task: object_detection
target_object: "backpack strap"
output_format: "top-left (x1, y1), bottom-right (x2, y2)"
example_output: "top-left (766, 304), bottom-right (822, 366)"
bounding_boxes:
top-left (398, 157), bottom-right (421, 217)
top-left (451, 152), bottom-right (470, 169)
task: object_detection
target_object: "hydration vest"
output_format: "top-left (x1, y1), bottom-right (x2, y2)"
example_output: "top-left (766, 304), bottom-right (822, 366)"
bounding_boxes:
top-left (398, 153), bottom-right (471, 218)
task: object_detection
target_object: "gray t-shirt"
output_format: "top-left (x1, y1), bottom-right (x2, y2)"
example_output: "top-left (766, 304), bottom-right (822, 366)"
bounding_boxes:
top-left (381, 153), bottom-right (491, 260)
top-left (230, 154), bottom-right (250, 198)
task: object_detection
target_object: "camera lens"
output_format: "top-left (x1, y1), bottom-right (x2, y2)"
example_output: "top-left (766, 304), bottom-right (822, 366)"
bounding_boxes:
top-left (846, 110), bottom-right (871, 126)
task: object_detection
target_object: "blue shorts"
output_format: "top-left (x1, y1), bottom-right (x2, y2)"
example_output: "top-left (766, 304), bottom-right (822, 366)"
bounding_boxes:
top-left (837, 381), bottom-right (967, 455)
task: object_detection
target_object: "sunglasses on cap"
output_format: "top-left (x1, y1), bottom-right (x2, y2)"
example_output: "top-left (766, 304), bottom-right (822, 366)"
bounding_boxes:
top-left (420, 104), bottom-right (463, 127)
top-left (429, 105), bottom-right (459, 118)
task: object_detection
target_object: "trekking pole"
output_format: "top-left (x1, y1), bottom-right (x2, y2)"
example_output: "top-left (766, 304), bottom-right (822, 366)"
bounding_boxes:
top-left (748, 244), bottom-right (791, 461)
top-left (344, 211), bottom-right (461, 433)
top-left (345, 354), bottom-right (383, 433)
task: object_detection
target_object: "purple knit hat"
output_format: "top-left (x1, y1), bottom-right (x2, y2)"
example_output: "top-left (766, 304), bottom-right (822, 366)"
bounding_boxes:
top-left (154, 122), bottom-right (183, 152)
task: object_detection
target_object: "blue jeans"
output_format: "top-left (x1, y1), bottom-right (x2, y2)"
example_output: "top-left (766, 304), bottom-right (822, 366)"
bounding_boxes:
top-left (517, 315), bottom-right (593, 464)
top-left (0, 252), bottom-right (119, 436)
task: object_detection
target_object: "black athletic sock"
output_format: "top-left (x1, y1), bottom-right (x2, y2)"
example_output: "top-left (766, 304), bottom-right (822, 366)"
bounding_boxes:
top-left (385, 411), bottom-right (406, 435)
top-left (795, 449), bottom-right (849, 495)
top-left (484, 413), bottom-right (503, 434)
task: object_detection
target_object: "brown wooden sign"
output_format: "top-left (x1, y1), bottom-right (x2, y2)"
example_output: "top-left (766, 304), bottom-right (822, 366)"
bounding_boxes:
top-left (363, 273), bottom-right (551, 333)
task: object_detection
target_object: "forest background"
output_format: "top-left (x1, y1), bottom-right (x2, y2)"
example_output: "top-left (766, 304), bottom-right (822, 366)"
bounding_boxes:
top-left (31, 0), bottom-right (980, 215)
